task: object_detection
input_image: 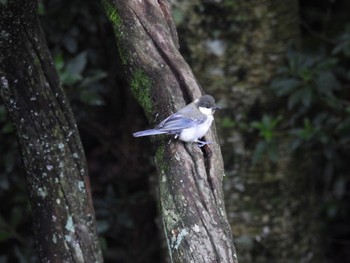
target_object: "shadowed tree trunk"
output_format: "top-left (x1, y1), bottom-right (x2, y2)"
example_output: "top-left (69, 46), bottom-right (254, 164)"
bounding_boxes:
top-left (102, 0), bottom-right (237, 262)
top-left (0, 1), bottom-right (103, 262)
top-left (175, 1), bottom-right (325, 262)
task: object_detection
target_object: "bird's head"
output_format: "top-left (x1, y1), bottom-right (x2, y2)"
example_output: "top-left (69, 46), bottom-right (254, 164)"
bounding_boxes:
top-left (196, 95), bottom-right (221, 116)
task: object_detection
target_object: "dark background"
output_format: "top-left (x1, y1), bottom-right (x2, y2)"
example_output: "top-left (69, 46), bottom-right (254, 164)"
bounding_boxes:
top-left (0, 0), bottom-right (349, 262)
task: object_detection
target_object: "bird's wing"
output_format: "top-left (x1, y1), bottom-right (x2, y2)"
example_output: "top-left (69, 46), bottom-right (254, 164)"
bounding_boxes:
top-left (156, 107), bottom-right (206, 133)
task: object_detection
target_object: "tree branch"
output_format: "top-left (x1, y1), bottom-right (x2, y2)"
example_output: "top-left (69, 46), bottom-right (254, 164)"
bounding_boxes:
top-left (102, 0), bottom-right (237, 262)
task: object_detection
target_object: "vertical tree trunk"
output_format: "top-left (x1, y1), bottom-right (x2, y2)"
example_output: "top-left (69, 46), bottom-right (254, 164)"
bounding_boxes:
top-left (176, 1), bottom-right (324, 262)
top-left (0, 1), bottom-right (103, 262)
top-left (102, 0), bottom-right (237, 262)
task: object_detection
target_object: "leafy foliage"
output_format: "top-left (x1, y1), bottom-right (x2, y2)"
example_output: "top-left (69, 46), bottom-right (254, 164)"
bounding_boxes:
top-left (251, 28), bottom-right (350, 255)
top-left (272, 50), bottom-right (340, 109)
top-left (54, 52), bottom-right (107, 105)
top-left (251, 115), bottom-right (281, 163)
top-left (252, 35), bottom-right (350, 164)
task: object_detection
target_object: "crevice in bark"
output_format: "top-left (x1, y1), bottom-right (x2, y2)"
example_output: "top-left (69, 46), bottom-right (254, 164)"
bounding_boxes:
top-left (130, 7), bottom-right (192, 103)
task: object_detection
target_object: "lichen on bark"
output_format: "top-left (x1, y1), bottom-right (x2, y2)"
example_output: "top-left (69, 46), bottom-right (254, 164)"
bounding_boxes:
top-left (0, 1), bottom-right (103, 262)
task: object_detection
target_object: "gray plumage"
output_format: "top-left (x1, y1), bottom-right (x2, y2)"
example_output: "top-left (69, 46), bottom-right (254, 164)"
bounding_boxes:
top-left (133, 95), bottom-right (219, 146)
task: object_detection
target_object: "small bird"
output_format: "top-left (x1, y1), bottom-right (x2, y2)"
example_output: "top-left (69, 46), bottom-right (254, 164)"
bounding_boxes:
top-left (133, 95), bottom-right (220, 147)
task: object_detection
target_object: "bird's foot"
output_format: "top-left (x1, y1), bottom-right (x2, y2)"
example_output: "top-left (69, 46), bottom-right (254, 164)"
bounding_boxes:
top-left (196, 139), bottom-right (212, 147)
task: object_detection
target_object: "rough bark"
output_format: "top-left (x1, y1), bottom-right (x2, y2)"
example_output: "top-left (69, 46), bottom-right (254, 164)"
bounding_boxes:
top-left (176, 1), bottom-right (324, 262)
top-left (102, 0), bottom-right (237, 262)
top-left (0, 1), bottom-right (103, 262)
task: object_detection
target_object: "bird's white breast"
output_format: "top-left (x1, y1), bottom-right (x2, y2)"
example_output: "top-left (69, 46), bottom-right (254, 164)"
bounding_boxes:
top-left (179, 115), bottom-right (214, 142)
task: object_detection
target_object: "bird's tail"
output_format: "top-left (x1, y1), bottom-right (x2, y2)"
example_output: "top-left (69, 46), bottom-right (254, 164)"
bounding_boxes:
top-left (133, 129), bottom-right (167, 137)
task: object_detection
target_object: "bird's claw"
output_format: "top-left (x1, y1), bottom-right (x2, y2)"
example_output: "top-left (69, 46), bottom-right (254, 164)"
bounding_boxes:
top-left (197, 140), bottom-right (212, 147)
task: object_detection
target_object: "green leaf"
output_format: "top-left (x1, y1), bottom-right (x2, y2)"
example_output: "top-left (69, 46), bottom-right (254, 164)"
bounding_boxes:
top-left (251, 121), bottom-right (262, 130)
top-left (334, 178), bottom-right (346, 199)
top-left (62, 35), bottom-right (78, 54)
top-left (54, 53), bottom-right (65, 72)
top-left (302, 119), bottom-right (314, 140)
top-left (236, 235), bottom-right (254, 249)
top-left (336, 117), bottom-right (350, 135)
top-left (79, 70), bottom-right (107, 88)
top-left (66, 52), bottom-right (87, 76)
top-left (96, 220), bottom-right (110, 234)
top-left (79, 89), bottom-right (104, 106)
top-left (0, 231), bottom-right (11, 242)
top-left (287, 49), bottom-right (299, 74)
top-left (60, 72), bottom-right (82, 85)
top-left (287, 87), bottom-right (313, 109)
top-left (2, 122), bottom-right (14, 133)
top-left (316, 72), bottom-right (341, 95)
top-left (261, 115), bottom-right (272, 127)
top-left (289, 119), bottom-right (314, 140)
top-left (300, 68), bottom-right (313, 82)
top-left (302, 87), bottom-right (313, 107)
top-left (172, 8), bottom-right (184, 25)
top-left (37, 0), bottom-right (45, 15)
top-left (288, 89), bottom-right (304, 109)
top-left (267, 142), bottom-right (278, 162)
top-left (326, 202), bottom-right (338, 218)
top-left (289, 138), bottom-right (302, 151)
top-left (252, 141), bottom-right (268, 164)
top-left (251, 115), bottom-right (281, 142)
top-left (220, 116), bottom-right (235, 129)
top-left (332, 30), bottom-right (350, 57)
top-left (271, 78), bottom-right (301, 96)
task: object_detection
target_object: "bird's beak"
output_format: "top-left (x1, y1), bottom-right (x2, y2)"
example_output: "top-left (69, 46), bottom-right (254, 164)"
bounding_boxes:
top-left (214, 105), bottom-right (221, 110)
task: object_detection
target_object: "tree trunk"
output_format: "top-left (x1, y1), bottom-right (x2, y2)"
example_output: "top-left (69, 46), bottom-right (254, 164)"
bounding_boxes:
top-left (102, 0), bottom-right (237, 262)
top-left (0, 2), bottom-right (103, 262)
top-left (175, 1), bottom-right (324, 262)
